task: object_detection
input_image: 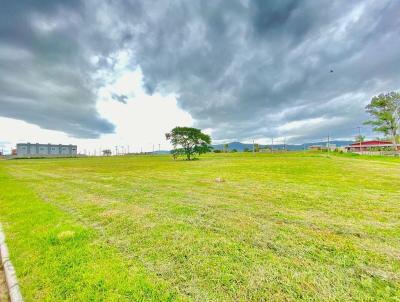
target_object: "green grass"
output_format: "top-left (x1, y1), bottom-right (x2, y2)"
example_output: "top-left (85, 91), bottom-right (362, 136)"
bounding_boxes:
top-left (0, 152), bottom-right (399, 301)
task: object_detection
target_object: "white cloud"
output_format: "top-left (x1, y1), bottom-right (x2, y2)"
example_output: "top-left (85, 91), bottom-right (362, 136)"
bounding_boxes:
top-left (277, 117), bottom-right (327, 132)
top-left (0, 68), bottom-right (193, 154)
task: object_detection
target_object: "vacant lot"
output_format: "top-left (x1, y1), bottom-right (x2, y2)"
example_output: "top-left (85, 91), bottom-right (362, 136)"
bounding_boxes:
top-left (0, 153), bottom-right (399, 301)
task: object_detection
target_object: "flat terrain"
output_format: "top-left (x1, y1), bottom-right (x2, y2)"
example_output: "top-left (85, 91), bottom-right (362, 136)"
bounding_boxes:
top-left (0, 153), bottom-right (399, 301)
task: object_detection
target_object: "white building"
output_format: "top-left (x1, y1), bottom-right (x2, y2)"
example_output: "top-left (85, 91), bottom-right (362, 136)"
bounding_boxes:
top-left (16, 143), bottom-right (77, 156)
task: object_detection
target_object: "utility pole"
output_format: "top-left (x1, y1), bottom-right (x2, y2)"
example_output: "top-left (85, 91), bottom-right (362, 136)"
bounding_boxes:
top-left (127, 145), bottom-right (130, 154)
top-left (283, 137), bottom-right (286, 151)
top-left (115, 146), bottom-right (118, 156)
top-left (271, 137), bottom-right (274, 153)
top-left (357, 126), bottom-right (362, 155)
top-left (252, 140), bottom-right (255, 154)
top-left (327, 134), bottom-right (330, 155)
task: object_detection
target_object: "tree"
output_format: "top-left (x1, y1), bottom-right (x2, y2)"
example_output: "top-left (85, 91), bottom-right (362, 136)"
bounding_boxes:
top-left (170, 148), bottom-right (184, 160)
top-left (354, 134), bottom-right (365, 142)
top-left (364, 92), bottom-right (400, 151)
top-left (102, 149), bottom-right (112, 156)
top-left (194, 144), bottom-right (213, 156)
top-left (223, 143), bottom-right (229, 153)
top-left (165, 127), bottom-right (211, 160)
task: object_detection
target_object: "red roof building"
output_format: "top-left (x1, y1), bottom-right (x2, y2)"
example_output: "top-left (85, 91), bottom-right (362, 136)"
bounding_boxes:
top-left (346, 140), bottom-right (399, 151)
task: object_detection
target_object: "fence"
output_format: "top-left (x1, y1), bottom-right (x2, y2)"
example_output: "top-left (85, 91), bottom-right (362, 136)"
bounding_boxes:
top-left (352, 151), bottom-right (400, 156)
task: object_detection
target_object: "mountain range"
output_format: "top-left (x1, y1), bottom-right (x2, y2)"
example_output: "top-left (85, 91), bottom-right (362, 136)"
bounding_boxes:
top-left (153, 140), bottom-right (353, 154)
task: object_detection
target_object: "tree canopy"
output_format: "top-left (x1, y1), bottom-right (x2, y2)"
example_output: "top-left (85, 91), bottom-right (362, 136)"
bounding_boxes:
top-left (166, 127), bottom-right (212, 160)
top-left (364, 91), bottom-right (400, 150)
top-left (354, 134), bottom-right (365, 142)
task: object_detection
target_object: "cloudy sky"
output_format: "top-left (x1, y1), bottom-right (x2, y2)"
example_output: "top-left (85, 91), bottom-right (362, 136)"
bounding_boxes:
top-left (1, 0), bottom-right (399, 153)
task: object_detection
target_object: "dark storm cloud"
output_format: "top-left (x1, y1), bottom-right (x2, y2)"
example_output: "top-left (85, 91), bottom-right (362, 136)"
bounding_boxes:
top-left (101, 0), bottom-right (399, 142)
top-left (0, 1), bottom-right (114, 138)
top-left (1, 0), bottom-right (399, 141)
top-left (111, 93), bottom-right (128, 104)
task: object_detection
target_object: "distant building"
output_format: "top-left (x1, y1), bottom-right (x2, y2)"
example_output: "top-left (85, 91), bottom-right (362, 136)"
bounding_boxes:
top-left (345, 140), bottom-right (399, 152)
top-left (308, 145), bottom-right (323, 151)
top-left (309, 144), bottom-right (337, 151)
top-left (16, 143), bottom-right (77, 156)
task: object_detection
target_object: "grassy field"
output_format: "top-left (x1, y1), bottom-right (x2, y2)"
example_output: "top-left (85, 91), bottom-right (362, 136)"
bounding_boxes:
top-left (0, 152), bottom-right (399, 301)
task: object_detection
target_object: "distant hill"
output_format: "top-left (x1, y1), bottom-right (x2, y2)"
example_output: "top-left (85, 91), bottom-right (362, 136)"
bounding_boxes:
top-left (211, 140), bottom-right (353, 151)
top-left (152, 140), bottom-right (353, 154)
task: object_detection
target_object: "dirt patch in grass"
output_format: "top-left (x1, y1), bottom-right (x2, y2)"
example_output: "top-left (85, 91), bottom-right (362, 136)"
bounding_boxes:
top-left (0, 264), bottom-right (9, 302)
